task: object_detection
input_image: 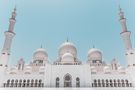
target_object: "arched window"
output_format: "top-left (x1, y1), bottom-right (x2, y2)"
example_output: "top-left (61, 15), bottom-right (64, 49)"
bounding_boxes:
top-left (125, 80), bottom-right (129, 87)
top-left (114, 80), bottom-right (117, 87)
top-left (22, 80), bottom-right (26, 87)
top-left (129, 83), bottom-right (132, 87)
top-left (56, 77), bottom-right (60, 87)
top-left (35, 79), bottom-right (38, 87)
top-left (94, 79), bottom-right (97, 87)
top-left (102, 79), bottom-right (105, 87)
top-left (117, 79), bottom-right (121, 87)
top-left (76, 77), bottom-right (80, 87)
top-left (110, 79), bottom-right (113, 87)
top-left (7, 79), bottom-right (10, 87)
top-left (15, 79), bottom-right (18, 87)
top-left (38, 79), bottom-right (42, 87)
top-left (19, 80), bottom-right (22, 87)
top-left (106, 79), bottom-right (109, 87)
top-left (31, 79), bottom-right (34, 87)
top-left (121, 79), bottom-right (125, 87)
top-left (98, 79), bottom-right (101, 87)
top-left (27, 80), bottom-right (30, 87)
top-left (64, 74), bottom-right (72, 87)
top-left (11, 79), bottom-right (14, 87)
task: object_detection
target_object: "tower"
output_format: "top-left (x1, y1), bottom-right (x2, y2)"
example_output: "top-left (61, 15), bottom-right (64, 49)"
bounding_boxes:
top-left (119, 6), bottom-right (135, 67)
top-left (0, 7), bottom-right (16, 67)
top-left (0, 7), bottom-right (16, 87)
top-left (119, 7), bottom-right (132, 51)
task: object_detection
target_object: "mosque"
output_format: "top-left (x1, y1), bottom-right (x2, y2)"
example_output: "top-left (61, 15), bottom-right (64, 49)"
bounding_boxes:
top-left (0, 6), bottom-right (135, 89)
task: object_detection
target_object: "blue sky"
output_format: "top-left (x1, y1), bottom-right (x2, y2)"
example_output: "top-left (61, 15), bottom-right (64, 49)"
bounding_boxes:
top-left (0, 0), bottom-right (135, 67)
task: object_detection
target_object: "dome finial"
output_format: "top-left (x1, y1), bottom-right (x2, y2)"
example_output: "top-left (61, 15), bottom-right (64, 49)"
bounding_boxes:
top-left (119, 4), bottom-right (122, 13)
top-left (66, 37), bottom-right (69, 42)
top-left (14, 5), bottom-right (16, 12)
top-left (10, 5), bottom-right (17, 20)
top-left (118, 4), bottom-right (125, 20)
top-left (93, 45), bottom-right (95, 48)
top-left (41, 44), bottom-right (42, 48)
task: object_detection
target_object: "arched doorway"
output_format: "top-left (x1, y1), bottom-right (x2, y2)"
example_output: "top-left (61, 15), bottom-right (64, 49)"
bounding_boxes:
top-left (64, 74), bottom-right (72, 87)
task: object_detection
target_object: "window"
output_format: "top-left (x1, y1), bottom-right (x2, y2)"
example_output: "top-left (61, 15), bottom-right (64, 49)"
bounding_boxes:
top-left (110, 80), bottom-right (113, 87)
top-left (10, 79), bottom-right (14, 87)
top-left (22, 80), bottom-right (26, 87)
top-left (121, 80), bottom-right (125, 87)
top-left (56, 77), bottom-right (60, 87)
top-left (3, 83), bottom-right (6, 87)
top-left (98, 79), bottom-right (101, 87)
top-left (117, 79), bottom-right (121, 87)
top-left (114, 80), bottom-right (117, 87)
top-left (18, 80), bottom-right (22, 87)
top-left (15, 80), bottom-right (18, 87)
top-left (31, 79), bottom-right (34, 87)
top-left (102, 79), bottom-right (105, 87)
top-left (38, 79), bottom-right (42, 87)
top-left (106, 79), bottom-right (109, 87)
top-left (125, 80), bottom-right (129, 87)
top-left (27, 80), bottom-right (30, 87)
top-left (94, 79), bottom-right (97, 87)
top-left (129, 83), bottom-right (132, 87)
top-left (7, 79), bottom-right (10, 87)
top-left (76, 77), bottom-right (80, 87)
top-left (35, 79), bottom-right (38, 87)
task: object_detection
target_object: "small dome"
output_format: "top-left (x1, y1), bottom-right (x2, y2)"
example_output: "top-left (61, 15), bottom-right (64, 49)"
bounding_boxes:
top-left (10, 66), bottom-right (17, 71)
top-left (88, 48), bottom-right (102, 61)
top-left (104, 66), bottom-right (111, 73)
top-left (33, 48), bottom-right (48, 61)
top-left (104, 66), bottom-right (110, 69)
top-left (118, 66), bottom-right (125, 73)
top-left (61, 53), bottom-right (74, 64)
top-left (118, 66), bottom-right (125, 70)
top-left (111, 58), bottom-right (118, 64)
top-left (59, 41), bottom-right (77, 58)
top-left (10, 66), bottom-right (17, 74)
top-left (18, 58), bottom-right (25, 64)
top-left (25, 66), bottom-right (32, 70)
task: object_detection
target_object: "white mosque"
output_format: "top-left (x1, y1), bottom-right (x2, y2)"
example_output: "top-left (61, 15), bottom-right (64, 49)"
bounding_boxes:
top-left (0, 6), bottom-right (135, 89)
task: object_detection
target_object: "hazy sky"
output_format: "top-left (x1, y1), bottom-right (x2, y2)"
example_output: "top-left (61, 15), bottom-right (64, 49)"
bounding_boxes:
top-left (0, 0), bottom-right (135, 67)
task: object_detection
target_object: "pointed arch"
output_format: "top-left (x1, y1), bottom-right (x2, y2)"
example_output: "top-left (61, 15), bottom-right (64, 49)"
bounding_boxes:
top-left (64, 73), bottom-right (72, 87)
top-left (56, 77), bottom-right (60, 87)
top-left (76, 77), bottom-right (80, 87)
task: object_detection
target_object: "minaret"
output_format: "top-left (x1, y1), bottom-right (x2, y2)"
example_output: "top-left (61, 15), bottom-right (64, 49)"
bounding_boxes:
top-left (0, 8), bottom-right (16, 67)
top-left (119, 7), bottom-right (132, 51)
top-left (119, 6), bottom-right (135, 67)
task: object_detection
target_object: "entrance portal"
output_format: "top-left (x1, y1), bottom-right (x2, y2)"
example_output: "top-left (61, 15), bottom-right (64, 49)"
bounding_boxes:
top-left (64, 74), bottom-right (72, 87)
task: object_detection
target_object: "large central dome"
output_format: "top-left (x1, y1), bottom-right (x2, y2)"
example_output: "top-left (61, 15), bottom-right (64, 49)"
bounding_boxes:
top-left (59, 41), bottom-right (77, 58)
